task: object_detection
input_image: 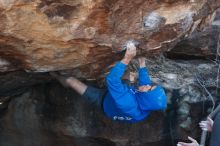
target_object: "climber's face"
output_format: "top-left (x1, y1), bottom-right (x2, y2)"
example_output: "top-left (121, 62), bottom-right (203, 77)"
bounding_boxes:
top-left (138, 85), bottom-right (156, 92)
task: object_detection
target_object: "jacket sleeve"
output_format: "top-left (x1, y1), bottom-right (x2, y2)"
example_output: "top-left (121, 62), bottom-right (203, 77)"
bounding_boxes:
top-left (106, 61), bottom-right (129, 99)
top-left (138, 67), bottom-right (152, 86)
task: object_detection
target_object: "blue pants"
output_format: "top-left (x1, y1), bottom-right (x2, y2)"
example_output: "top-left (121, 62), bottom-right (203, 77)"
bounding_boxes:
top-left (209, 112), bottom-right (220, 146)
top-left (82, 80), bottom-right (131, 109)
top-left (82, 86), bottom-right (107, 110)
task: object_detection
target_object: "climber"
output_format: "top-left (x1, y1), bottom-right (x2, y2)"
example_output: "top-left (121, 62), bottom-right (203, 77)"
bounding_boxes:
top-left (177, 112), bottom-right (220, 146)
top-left (50, 42), bottom-right (167, 122)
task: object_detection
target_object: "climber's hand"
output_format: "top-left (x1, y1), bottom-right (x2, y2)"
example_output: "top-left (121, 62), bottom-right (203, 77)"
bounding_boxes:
top-left (122, 42), bottom-right (136, 65)
top-left (177, 136), bottom-right (199, 146)
top-left (138, 57), bottom-right (146, 68)
top-left (199, 117), bottom-right (214, 132)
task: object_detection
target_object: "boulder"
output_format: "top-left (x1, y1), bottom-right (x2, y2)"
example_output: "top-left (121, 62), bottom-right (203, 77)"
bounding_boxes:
top-left (0, 1), bottom-right (220, 146)
top-left (0, 0), bottom-right (220, 77)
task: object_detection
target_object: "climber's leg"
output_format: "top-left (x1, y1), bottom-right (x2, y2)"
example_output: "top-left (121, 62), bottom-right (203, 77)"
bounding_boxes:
top-left (82, 86), bottom-right (107, 109)
top-left (50, 72), bottom-right (106, 109)
top-left (66, 77), bottom-right (88, 96)
top-left (50, 72), bottom-right (87, 95)
top-left (66, 77), bottom-right (107, 109)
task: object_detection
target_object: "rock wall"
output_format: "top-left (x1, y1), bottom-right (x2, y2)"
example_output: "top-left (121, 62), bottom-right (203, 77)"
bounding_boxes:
top-left (0, 0), bottom-right (220, 146)
top-left (0, 58), bottom-right (218, 146)
top-left (0, 0), bottom-right (220, 76)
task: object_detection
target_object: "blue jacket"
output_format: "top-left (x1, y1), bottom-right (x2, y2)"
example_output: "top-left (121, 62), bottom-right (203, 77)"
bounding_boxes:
top-left (103, 61), bottom-right (167, 122)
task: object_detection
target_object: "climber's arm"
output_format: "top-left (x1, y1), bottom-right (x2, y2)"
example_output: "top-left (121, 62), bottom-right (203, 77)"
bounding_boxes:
top-left (138, 57), bottom-right (152, 86)
top-left (106, 43), bottom-right (136, 99)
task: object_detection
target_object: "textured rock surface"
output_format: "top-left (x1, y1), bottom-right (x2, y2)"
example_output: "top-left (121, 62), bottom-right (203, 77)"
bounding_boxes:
top-left (0, 58), bottom-right (218, 146)
top-left (0, 0), bottom-right (220, 76)
top-left (0, 1), bottom-right (220, 146)
top-left (166, 9), bottom-right (220, 60)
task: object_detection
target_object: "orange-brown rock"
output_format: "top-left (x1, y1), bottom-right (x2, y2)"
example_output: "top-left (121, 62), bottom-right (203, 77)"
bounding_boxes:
top-left (0, 0), bottom-right (220, 78)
